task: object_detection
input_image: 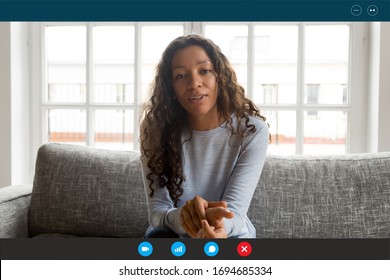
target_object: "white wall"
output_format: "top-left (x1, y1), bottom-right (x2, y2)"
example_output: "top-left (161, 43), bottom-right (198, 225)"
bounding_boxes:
top-left (11, 23), bottom-right (32, 185)
top-left (0, 23), bottom-right (12, 187)
top-left (377, 23), bottom-right (390, 152)
top-left (0, 22), bottom-right (31, 188)
top-left (368, 22), bottom-right (390, 152)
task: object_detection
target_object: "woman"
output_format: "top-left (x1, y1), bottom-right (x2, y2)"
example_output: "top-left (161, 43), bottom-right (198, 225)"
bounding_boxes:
top-left (140, 34), bottom-right (269, 238)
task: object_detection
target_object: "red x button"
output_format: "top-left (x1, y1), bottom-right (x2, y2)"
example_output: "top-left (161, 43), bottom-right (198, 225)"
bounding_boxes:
top-left (237, 241), bottom-right (252, 257)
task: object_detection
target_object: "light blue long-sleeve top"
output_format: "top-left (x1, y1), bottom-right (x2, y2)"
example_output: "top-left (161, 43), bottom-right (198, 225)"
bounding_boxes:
top-left (141, 115), bottom-right (269, 238)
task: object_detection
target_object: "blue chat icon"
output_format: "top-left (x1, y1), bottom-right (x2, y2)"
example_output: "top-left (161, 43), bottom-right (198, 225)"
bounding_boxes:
top-left (204, 241), bottom-right (219, 257)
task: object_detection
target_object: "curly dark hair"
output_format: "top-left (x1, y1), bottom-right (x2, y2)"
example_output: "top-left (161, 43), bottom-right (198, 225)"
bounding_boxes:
top-left (140, 34), bottom-right (267, 206)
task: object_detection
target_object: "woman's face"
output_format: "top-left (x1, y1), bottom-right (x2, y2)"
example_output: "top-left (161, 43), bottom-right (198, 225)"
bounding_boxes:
top-left (171, 45), bottom-right (219, 128)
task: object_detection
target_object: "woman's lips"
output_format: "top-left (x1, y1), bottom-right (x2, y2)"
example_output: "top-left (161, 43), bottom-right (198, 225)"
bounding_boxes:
top-left (189, 95), bottom-right (207, 104)
top-left (190, 95), bottom-right (205, 100)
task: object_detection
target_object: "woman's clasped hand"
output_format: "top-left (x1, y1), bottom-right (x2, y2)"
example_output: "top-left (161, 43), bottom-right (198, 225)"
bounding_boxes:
top-left (180, 196), bottom-right (234, 238)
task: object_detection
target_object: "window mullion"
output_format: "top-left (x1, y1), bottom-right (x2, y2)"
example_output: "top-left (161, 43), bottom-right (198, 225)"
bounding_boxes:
top-left (39, 23), bottom-right (47, 146)
top-left (247, 23), bottom-right (255, 100)
top-left (133, 23), bottom-right (142, 151)
top-left (191, 22), bottom-right (202, 35)
top-left (296, 23), bottom-right (305, 154)
top-left (86, 23), bottom-right (94, 147)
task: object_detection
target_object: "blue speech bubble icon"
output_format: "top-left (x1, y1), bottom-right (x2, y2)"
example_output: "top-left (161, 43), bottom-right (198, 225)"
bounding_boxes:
top-left (204, 241), bottom-right (219, 257)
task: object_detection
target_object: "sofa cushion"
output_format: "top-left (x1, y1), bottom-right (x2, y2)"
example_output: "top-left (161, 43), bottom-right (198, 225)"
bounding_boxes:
top-left (29, 143), bottom-right (148, 238)
top-left (249, 153), bottom-right (390, 238)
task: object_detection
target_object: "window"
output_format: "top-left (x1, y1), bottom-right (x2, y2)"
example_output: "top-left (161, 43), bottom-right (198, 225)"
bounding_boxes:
top-left (205, 23), bottom-right (352, 155)
top-left (41, 23), bottom-right (185, 151)
top-left (32, 22), bottom-right (366, 155)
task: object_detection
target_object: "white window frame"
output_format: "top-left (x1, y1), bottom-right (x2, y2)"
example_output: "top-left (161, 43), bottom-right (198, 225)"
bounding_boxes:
top-left (201, 22), bottom-right (368, 154)
top-left (30, 22), bottom-right (191, 154)
top-left (30, 22), bottom-right (368, 161)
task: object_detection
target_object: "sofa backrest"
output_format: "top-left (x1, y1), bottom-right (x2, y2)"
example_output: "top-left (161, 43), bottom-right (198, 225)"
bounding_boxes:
top-left (30, 143), bottom-right (148, 237)
top-left (248, 153), bottom-right (390, 238)
top-left (30, 143), bottom-right (390, 238)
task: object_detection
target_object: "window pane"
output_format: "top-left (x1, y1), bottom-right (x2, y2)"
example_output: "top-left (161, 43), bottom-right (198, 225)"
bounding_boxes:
top-left (305, 25), bottom-right (349, 105)
top-left (94, 109), bottom-right (134, 150)
top-left (46, 26), bottom-right (86, 103)
top-left (303, 111), bottom-right (347, 155)
top-left (254, 25), bottom-right (298, 105)
top-left (141, 25), bottom-right (184, 101)
top-left (264, 110), bottom-right (296, 155)
top-left (204, 25), bottom-right (248, 91)
top-left (93, 26), bottom-right (135, 104)
top-left (47, 109), bottom-right (86, 145)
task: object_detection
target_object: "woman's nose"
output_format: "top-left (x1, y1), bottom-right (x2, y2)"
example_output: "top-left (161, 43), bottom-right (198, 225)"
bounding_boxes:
top-left (188, 74), bottom-right (202, 89)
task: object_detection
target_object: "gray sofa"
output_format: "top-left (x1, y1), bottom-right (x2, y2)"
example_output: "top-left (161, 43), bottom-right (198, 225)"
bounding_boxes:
top-left (1, 143), bottom-right (390, 238)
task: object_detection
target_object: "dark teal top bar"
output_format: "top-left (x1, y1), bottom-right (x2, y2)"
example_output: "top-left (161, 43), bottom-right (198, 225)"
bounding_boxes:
top-left (0, 0), bottom-right (389, 21)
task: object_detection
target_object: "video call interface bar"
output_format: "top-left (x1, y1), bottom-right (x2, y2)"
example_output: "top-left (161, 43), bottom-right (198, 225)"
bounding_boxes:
top-left (1, 239), bottom-right (389, 260)
top-left (0, 0), bottom-right (389, 21)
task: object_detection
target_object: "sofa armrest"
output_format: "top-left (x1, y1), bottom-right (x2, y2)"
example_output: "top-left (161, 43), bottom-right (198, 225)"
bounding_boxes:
top-left (0, 185), bottom-right (33, 238)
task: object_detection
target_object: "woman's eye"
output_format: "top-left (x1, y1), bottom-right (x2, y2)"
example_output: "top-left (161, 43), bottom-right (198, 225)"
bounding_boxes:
top-left (175, 73), bottom-right (186, 79)
top-left (200, 69), bottom-right (212, 75)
